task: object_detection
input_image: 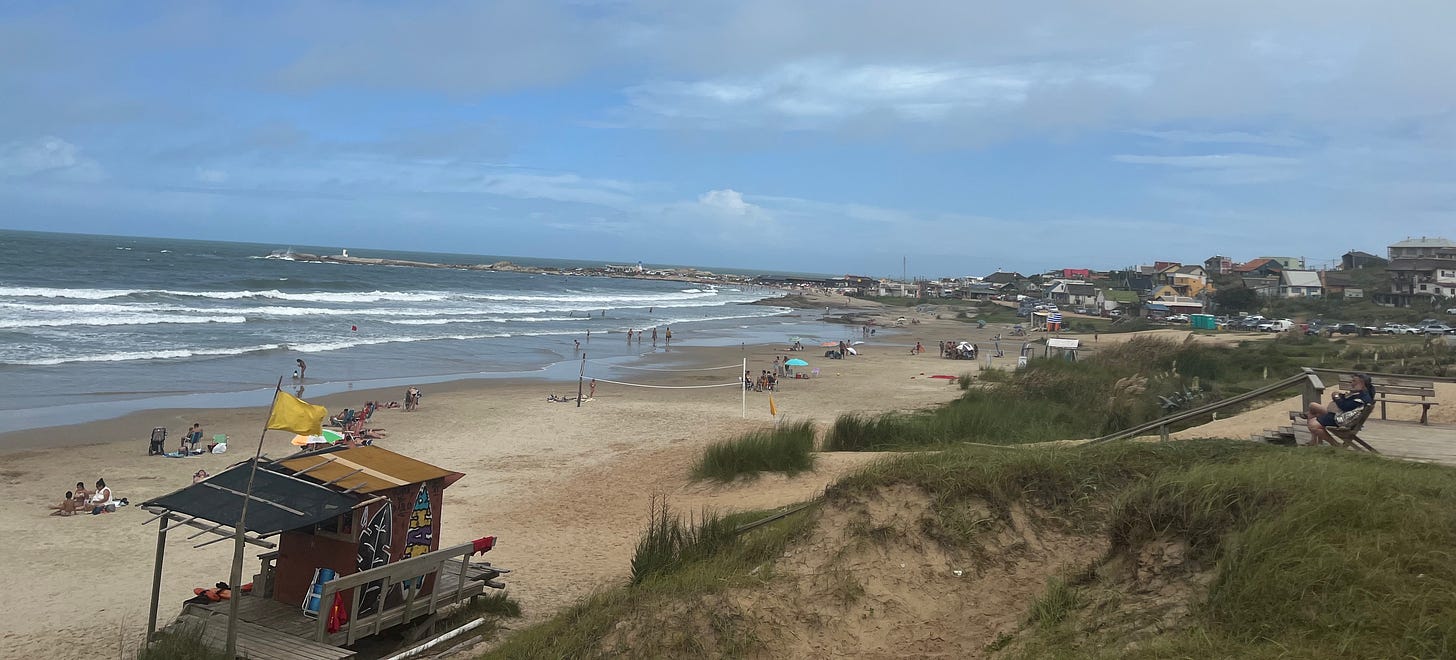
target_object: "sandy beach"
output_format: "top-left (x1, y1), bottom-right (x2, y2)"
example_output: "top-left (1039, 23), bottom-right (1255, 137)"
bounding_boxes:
top-left (0, 295), bottom-right (1010, 659)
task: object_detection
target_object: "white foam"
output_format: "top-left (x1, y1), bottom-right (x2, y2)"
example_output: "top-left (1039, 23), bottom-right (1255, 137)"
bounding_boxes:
top-left (0, 314), bottom-right (246, 328)
top-left (6, 343), bottom-right (286, 366)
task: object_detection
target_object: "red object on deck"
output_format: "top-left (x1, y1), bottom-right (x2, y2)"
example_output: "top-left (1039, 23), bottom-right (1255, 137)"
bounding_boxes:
top-left (473, 536), bottom-right (497, 554)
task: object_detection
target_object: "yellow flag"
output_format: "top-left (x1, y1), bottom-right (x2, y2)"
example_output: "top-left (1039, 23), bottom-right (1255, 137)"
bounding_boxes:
top-left (266, 391), bottom-right (328, 436)
top-left (769, 396), bottom-right (777, 417)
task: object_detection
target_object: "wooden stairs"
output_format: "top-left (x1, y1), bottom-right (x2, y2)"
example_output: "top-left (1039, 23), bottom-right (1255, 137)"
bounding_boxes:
top-left (1252, 412), bottom-right (1311, 447)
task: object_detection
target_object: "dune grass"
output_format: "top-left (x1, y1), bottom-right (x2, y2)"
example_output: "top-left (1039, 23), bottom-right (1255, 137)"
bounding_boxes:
top-left (822, 335), bottom-right (1363, 452)
top-left (135, 625), bottom-right (229, 660)
top-left (690, 420), bottom-right (816, 482)
top-left (837, 441), bottom-right (1456, 659)
top-left (483, 500), bottom-right (816, 658)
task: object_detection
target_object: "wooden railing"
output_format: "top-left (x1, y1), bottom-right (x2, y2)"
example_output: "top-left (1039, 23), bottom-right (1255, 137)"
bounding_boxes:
top-left (1085, 369), bottom-right (1326, 445)
top-left (314, 542), bottom-right (478, 645)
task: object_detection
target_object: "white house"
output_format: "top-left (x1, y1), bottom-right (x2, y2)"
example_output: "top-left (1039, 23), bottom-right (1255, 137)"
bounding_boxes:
top-left (1279, 270), bottom-right (1323, 297)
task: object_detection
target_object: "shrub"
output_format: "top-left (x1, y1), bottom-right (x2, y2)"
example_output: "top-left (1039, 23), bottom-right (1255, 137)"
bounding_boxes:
top-left (691, 421), bottom-right (816, 482)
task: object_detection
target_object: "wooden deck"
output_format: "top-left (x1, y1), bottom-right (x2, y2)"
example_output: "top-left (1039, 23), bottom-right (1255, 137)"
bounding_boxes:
top-left (173, 558), bottom-right (493, 659)
top-left (1355, 420), bottom-right (1456, 465)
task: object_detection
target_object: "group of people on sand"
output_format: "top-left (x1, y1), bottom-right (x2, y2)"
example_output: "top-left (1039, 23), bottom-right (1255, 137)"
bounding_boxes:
top-left (52, 478), bottom-right (124, 516)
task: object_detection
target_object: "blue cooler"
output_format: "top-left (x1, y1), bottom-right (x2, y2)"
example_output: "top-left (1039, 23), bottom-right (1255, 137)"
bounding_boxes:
top-left (302, 567), bottom-right (337, 617)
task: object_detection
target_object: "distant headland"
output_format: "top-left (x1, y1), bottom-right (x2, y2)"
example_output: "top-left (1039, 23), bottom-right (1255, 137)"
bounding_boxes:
top-left (273, 249), bottom-right (765, 289)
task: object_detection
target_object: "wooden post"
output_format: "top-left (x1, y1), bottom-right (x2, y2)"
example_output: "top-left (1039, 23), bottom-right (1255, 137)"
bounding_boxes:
top-left (226, 376), bottom-right (285, 658)
top-left (146, 515), bottom-right (170, 640)
top-left (576, 353), bottom-right (586, 407)
top-left (1159, 424), bottom-right (1169, 442)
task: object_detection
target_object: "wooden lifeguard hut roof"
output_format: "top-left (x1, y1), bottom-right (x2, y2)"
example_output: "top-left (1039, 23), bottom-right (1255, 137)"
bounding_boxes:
top-left (274, 445), bottom-right (464, 494)
top-left (142, 458), bottom-right (358, 538)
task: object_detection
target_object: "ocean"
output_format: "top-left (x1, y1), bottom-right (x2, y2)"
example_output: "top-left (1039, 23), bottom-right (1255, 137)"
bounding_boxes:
top-left (0, 230), bottom-right (844, 432)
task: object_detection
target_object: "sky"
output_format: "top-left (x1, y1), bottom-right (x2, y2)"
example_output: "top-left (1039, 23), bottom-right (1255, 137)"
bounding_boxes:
top-left (2, 1), bottom-right (1455, 277)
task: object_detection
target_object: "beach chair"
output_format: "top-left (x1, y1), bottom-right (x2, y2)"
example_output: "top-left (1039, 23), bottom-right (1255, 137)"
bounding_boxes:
top-left (147, 427), bottom-right (167, 456)
top-left (1326, 404), bottom-right (1378, 453)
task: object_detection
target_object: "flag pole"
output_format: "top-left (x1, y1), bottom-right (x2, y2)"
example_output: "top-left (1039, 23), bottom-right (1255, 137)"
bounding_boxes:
top-left (225, 375), bottom-right (285, 658)
top-left (741, 357), bottom-right (746, 419)
top-left (576, 353), bottom-right (587, 407)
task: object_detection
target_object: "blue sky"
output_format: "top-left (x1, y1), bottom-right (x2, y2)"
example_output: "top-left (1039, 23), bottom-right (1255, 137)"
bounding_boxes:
top-left (2, 2), bottom-right (1454, 277)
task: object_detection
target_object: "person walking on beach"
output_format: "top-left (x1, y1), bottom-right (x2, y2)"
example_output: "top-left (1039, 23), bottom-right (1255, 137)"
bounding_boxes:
top-left (665, 327), bottom-right (672, 341)
top-left (296, 358), bottom-right (307, 380)
top-left (627, 329), bottom-right (633, 342)
top-left (651, 327), bottom-right (658, 344)
top-left (574, 339), bottom-right (581, 352)
top-left (589, 379), bottom-right (597, 398)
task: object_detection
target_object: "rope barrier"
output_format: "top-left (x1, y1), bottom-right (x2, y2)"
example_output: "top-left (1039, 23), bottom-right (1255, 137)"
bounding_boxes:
top-left (586, 377), bottom-right (743, 390)
top-left (603, 362), bottom-right (743, 372)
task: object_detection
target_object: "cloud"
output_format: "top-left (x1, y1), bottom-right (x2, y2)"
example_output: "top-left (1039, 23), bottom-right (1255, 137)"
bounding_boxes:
top-left (0, 136), bottom-right (104, 181)
top-left (697, 188), bottom-right (758, 215)
top-left (1111, 154), bottom-right (1301, 169)
top-left (1128, 130), bottom-right (1306, 148)
top-left (626, 59), bottom-right (1150, 129)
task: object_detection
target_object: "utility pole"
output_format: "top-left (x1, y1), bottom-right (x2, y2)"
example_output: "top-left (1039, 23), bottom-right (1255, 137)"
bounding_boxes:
top-left (902, 256), bottom-right (907, 283)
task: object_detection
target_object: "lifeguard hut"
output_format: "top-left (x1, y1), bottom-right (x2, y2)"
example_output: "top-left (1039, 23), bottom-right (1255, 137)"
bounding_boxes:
top-left (141, 445), bottom-right (506, 659)
top-left (1044, 337), bottom-right (1081, 361)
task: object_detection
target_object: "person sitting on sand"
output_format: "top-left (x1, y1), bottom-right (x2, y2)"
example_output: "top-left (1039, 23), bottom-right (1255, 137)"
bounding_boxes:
top-left (1301, 373), bottom-right (1375, 446)
top-left (89, 478), bottom-right (114, 514)
top-left (182, 422), bottom-right (205, 451)
top-left (52, 492), bottom-right (79, 516)
top-left (73, 481), bottom-right (90, 506)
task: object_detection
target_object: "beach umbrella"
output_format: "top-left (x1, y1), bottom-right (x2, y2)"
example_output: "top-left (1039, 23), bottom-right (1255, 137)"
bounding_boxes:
top-left (845, 346), bottom-right (858, 355)
top-left (851, 340), bottom-right (866, 345)
top-left (290, 429), bottom-right (345, 446)
top-left (785, 358), bottom-right (809, 366)
top-left (820, 341), bottom-right (839, 347)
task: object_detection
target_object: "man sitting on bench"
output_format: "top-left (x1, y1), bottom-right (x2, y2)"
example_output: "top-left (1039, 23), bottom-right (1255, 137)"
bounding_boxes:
top-left (1301, 373), bottom-right (1374, 447)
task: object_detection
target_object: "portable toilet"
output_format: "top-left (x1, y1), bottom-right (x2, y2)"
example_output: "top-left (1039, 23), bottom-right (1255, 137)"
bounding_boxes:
top-left (1190, 314), bottom-right (1216, 330)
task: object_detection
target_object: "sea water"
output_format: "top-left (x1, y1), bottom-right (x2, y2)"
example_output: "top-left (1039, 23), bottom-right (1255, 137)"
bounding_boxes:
top-left (0, 230), bottom-right (845, 432)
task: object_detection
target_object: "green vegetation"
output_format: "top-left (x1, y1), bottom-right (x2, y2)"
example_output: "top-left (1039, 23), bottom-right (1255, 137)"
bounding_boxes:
top-left (136, 626), bottom-right (229, 660)
top-left (494, 440), bottom-right (1456, 658)
top-left (824, 336), bottom-right (1296, 451)
top-left (835, 441), bottom-right (1456, 659)
top-left (484, 501), bottom-right (815, 658)
top-left (690, 421), bottom-right (817, 482)
top-left (429, 591), bottom-right (522, 643)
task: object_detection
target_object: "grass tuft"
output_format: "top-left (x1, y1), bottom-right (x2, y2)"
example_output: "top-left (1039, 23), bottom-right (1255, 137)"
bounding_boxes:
top-left (136, 626), bottom-right (229, 660)
top-left (630, 496), bottom-right (738, 584)
top-left (691, 420), bottom-right (817, 482)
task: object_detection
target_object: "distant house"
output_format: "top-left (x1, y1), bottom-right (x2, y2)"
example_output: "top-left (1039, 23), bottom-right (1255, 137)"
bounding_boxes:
top-left (1235, 258), bottom-right (1284, 278)
top-left (1119, 273), bottom-right (1156, 295)
top-left (1097, 289), bottom-right (1139, 314)
top-left (1242, 275), bottom-right (1281, 297)
top-left (1374, 248), bottom-right (1456, 306)
top-left (1322, 271), bottom-right (1364, 299)
top-left (1279, 270), bottom-right (1323, 297)
top-left (1341, 250), bottom-right (1387, 270)
top-left (1060, 268), bottom-right (1090, 280)
top-left (983, 271), bottom-right (1024, 285)
top-left (1048, 281), bottom-right (1098, 307)
top-left (1149, 295), bottom-right (1204, 315)
top-left (1204, 255), bottom-right (1234, 275)
top-left (1387, 237), bottom-right (1455, 261)
top-left (963, 283), bottom-right (1001, 300)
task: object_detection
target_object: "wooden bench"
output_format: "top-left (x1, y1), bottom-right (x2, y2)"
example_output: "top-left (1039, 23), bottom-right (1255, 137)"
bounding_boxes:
top-left (1340, 375), bottom-right (1440, 425)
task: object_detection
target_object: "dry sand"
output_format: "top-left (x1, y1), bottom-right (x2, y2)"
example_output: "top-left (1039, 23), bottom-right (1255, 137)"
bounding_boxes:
top-left (0, 302), bottom-right (1002, 659)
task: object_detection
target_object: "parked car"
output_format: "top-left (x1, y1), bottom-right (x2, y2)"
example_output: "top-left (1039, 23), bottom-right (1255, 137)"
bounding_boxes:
top-left (1447, 308), bottom-right (1456, 314)
top-left (1167, 314), bottom-right (1190, 324)
top-left (1422, 324), bottom-right (1456, 335)
top-left (1382, 324), bottom-right (1420, 334)
top-left (1326, 323), bottom-right (1364, 336)
top-left (1257, 319), bottom-right (1294, 332)
top-left (1236, 316), bottom-right (1265, 330)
